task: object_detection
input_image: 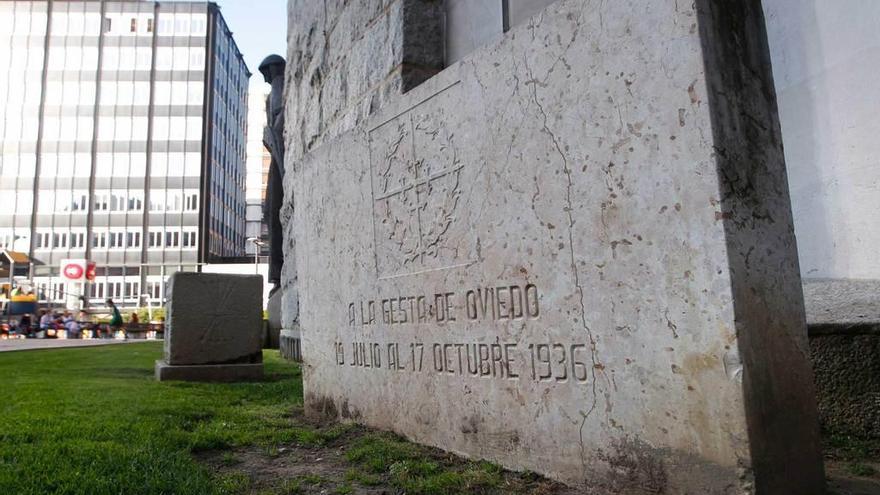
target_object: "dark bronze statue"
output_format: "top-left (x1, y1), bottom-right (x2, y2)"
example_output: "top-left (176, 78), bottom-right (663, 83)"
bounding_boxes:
top-left (259, 55), bottom-right (286, 294)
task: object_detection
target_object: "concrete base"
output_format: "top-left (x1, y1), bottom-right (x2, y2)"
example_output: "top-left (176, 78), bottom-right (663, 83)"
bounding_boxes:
top-left (279, 328), bottom-right (301, 362)
top-left (266, 288), bottom-right (284, 349)
top-left (805, 279), bottom-right (880, 438)
top-left (154, 360), bottom-right (263, 382)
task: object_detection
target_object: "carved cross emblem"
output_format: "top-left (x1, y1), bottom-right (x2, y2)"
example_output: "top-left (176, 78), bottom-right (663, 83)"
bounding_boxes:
top-left (371, 111), bottom-right (464, 274)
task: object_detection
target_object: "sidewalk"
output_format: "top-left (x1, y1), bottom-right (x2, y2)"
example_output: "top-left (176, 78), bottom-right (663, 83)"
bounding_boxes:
top-left (0, 339), bottom-right (145, 353)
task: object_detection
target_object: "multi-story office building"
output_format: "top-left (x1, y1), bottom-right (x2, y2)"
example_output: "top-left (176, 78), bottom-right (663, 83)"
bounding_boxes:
top-left (245, 81), bottom-right (269, 258)
top-left (0, 0), bottom-right (249, 308)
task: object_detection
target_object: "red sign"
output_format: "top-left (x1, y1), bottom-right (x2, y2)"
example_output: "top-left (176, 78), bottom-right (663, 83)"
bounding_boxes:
top-left (60, 259), bottom-right (95, 282)
top-left (62, 263), bottom-right (84, 280)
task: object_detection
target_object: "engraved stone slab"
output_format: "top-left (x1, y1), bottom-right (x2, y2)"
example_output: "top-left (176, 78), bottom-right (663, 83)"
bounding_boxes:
top-left (284, 1), bottom-right (825, 492)
top-left (160, 272), bottom-right (263, 369)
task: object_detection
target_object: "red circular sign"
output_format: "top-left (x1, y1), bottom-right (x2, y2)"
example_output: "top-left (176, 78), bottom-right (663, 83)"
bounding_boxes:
top-left (63, 263), bottom-right (84, 280)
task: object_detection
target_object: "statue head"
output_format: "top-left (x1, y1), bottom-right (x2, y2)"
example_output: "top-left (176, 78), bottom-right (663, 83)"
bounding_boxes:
top-left (259, 54), bottom-right (286, 84)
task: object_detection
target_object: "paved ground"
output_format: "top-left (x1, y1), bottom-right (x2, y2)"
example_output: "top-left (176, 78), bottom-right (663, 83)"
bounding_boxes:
top-left (0, 339), bottom-right (146, 353)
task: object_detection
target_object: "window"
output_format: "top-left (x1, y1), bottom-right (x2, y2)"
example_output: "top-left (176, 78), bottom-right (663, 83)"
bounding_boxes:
top-left (35, 232), bottom-right (50, 250)
top-left (155, 48), bottom-right (173, 71)
top-left (188, 82), bottom-right (204, 105)
top-left (146, 281), bottom-right (161, 300)
top-left (186, 117), bottom-right (202, 139)
top-left (185, 192), bottom-right (199, 211)
top-left (151, 116), bottom-right (169, 141)
top-left (146, 18), bottom-right (154, 33)
top-left (190, 48), bottom-right (204, 70)
top-left (148, 231), bottom-right (162, 248)
top-left (170, 81), bottom-right (188, 106)
top-left (109, 231), bottom-right (125, 248)
top-left (164, 231), bottom-right (179, 248)
top-left (191, 15), bottom-right (206, 35)
top-left (173, 47), bottom-right (188, 70)
top-left (183, 231), bottom-right (197, 248)
top-left (52, 233), bottom-right (67, 249)
top-left (126, 232), bottom-right (141, 248)
top-left (154, 81), bottom-right (172, 105)
top-left (128, 193), bottom-right (143, 211)
top-left (102, 47), bottom-right (120, 71)
top-left (184, 153), bottom-right (201, 176)
top-left (90, 282), bottom-right (105, 299)
top-left (124, 282), bottom-right (140, 299)
top-left (70, 232), bottom-right (86, 249)
top-left (103, 16), bottom-right (112, 33)
top-left (94, 193), bottom-right (109, 211)
top-left (157, 17), bottom-right (173, 36)
top-left (443, 1), bottom-right (558, 65)
top-left (130, 18), bottom-right (137, 33)
top-left (92, 232), bottom-right (106, 248)
top-left (174, 16), bottom-right (190, 35)
top-left (136, 48), bottom-right (152, 70)
top-left (107, 282), bottom-right (122, 299)
top-left (130, 154), bottom-right (147, 177)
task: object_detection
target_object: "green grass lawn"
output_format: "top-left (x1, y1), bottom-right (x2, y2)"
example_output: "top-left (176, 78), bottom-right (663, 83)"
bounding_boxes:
top-left (0, 342), bottom-right (559, 495)
top-left (0, 342), bottom-right (303, 494)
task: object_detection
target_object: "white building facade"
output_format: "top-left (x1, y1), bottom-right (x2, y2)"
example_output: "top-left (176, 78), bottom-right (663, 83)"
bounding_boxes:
top-left (0, 0), bottom-right (250, 308)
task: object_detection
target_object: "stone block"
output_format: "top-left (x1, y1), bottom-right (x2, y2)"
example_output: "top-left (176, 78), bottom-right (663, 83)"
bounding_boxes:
top-left (155, 360), bottom-right (264, 382)
top-left (280, 328), bottom-right (302, 362)
top-left (285, 0), bottom-right (825, 492)
top-left (156, 272), bottom-right (263, 382)
top-left (805, 278), bottom-right (880, 438)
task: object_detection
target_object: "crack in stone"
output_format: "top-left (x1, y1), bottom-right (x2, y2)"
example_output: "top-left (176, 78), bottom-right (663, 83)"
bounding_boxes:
top-left (524, 49), bottom-right (603, 475)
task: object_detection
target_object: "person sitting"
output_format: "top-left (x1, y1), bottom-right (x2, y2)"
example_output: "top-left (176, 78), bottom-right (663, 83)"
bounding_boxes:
top-left (37, 310), bottom-right (51, 339)
top-left (19, 313), bottom-right (32, 337)
top-left (62, 312), bottom-right (81, 339)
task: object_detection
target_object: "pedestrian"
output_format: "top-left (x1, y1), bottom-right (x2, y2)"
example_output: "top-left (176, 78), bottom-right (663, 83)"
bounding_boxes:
top-left (37, 309), bottom-right (50, 339)
top-left (106, 299), bottom-right (123, 339)
top-left (63, 311), bottom-right (81, 339)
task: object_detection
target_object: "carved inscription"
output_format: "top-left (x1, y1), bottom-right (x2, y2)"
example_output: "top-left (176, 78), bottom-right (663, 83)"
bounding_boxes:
top-left (348, 283), bottom-right (540, 326)
top-left (333, 340), bottom-right (590, 384)
top-left (340, 282), bottom-right (587, 384)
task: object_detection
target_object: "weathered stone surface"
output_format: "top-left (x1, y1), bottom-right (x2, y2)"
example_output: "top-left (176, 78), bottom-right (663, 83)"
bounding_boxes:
top-left (810, 333), bottom-right (880, 439)
top-left (804, 279), bottom-right (880, 438)
top-left (284, 0), bottom-right (825, 492)
top-left (162, 272), bottom-right (263, 366)
top-left (805, 278), bottom-right (880, 332)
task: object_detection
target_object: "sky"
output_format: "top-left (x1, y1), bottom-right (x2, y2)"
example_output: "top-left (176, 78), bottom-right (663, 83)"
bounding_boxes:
top-left (210, 0), bottom-right (287, 83)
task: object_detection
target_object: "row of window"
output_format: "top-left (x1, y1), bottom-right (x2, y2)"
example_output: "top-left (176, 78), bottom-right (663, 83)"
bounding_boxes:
top-left (3, 45), bottom-right (205, 77)
top-left (35, 278), bottom-right (166, 303)
top-left (37, 281), bottom-right (143, 303)
top-left (3, 115), bottom-right (204, 144)
top-left (34, 229), bottom-right (198, 251)
top-left (103, 13), bottom-right (208, 38)
top-left (0, 152), bottom-right (203, 179)
top-left (0, 8), bottom-right (48, 37)
top-left (41, 80), bottom-right (204, 107)
top-left (32, 190), bottom-right (199, 214)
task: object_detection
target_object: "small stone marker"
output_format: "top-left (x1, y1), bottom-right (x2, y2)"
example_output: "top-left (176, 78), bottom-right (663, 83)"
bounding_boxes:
top-left (155, 272), bottom-right (263, 382)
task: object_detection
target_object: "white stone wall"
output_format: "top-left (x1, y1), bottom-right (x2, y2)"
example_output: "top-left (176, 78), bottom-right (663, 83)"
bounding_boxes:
top-left (282, 0), bottom-right (825, 491)
top-left (764, 0), bottom-right (880, 280)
